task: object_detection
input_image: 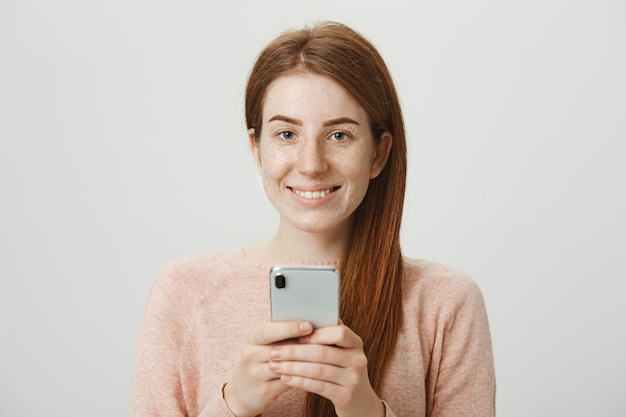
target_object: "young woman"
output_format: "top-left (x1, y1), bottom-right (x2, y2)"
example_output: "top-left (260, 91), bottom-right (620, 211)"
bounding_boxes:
top-left (129, 21), bottom-right (495, 417)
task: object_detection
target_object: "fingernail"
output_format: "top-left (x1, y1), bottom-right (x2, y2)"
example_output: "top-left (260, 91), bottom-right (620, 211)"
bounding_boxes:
top-left (268, 361), bottom-right (280, 371)
top-left (281, 375), bottom-right (293, 383)
top-left (299, 322), bottom-right (312, 332)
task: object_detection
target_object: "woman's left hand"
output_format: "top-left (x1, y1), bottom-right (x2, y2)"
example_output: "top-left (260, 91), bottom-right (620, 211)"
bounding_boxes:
top-left (267, 322), bottom-right (384, 417)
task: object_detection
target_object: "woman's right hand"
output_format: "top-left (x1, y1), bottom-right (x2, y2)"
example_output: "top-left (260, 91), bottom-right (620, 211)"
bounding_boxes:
top-left (223, 321), bottom-right (315, 417)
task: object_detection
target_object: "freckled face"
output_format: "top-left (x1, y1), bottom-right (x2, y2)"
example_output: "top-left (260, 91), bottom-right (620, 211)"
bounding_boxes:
top-left (250, 73), bottom-right (390, 236)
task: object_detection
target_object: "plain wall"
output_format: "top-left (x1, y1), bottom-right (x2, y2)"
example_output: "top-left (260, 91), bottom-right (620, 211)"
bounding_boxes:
top-left (1, 0), bottom-right (624, 416)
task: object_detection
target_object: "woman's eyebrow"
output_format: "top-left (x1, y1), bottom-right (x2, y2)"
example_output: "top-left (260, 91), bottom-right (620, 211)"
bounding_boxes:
top-left (268, 115), bottom-right (302, 125)
top-left (323, 117), bottom-right (359, 127)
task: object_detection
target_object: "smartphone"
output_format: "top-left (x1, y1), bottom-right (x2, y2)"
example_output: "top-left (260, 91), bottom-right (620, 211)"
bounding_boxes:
top-left (269, 265), bottom-right (340, 328)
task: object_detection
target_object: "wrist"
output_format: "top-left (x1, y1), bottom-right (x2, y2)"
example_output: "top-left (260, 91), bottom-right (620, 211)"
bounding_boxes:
top-left (360, 389), bottom-right (385, 417)
top-left (370, 398), bottom-right (385, 417)
top-left (336, 391), bottom-right (385, 417)
top-left (222, 383), bottom-right (258, 417)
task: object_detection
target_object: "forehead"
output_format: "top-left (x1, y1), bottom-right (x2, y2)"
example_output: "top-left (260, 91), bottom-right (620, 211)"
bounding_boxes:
top-left (262, 73), bottom-right (368, 124)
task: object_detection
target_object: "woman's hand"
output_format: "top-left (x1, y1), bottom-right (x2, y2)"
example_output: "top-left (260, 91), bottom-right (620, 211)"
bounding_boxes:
top-left (267, 323), bottom-right (385, 417)
top-left (224, 321), bottom-right (315, 417)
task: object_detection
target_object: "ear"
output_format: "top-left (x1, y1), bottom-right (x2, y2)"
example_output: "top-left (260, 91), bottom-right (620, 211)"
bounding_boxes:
top-left (370, 131), bottom-right (393, 179)
top-left (248, 128), bottom-right (262, 174)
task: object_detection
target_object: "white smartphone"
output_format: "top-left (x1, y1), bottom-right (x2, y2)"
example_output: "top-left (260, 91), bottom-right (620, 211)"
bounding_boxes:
top-left (269, 265), bottom-right (340, 328)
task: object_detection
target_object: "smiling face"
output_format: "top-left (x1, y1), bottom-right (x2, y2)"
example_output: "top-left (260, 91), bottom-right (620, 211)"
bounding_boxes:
top-left (250, 72), bottom-right (391, 238)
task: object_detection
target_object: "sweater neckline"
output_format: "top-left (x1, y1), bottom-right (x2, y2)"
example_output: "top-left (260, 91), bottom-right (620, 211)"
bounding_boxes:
top-left (232, 247), bottom-right (340, 269)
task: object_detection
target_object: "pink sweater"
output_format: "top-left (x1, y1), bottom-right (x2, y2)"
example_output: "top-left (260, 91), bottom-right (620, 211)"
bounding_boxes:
top-left (129, 249), bottom-right (495, 417)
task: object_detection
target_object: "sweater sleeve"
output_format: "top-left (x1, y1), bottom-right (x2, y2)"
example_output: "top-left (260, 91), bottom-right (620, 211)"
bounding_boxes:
top-left (430, 278), bottom-right (496, 417)
top-left (128, 265), bottom-right (235, 417)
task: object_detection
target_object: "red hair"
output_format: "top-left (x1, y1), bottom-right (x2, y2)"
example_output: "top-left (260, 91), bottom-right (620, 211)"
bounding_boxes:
top-left (245, 21), bottom-right (407, 417)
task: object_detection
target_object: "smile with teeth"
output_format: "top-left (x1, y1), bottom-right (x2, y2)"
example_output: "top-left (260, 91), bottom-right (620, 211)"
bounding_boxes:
top-left (290, 187), bottom-right (339, 199)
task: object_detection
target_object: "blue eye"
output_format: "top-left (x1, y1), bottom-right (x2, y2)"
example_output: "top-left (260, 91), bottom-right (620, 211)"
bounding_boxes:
top-left (279, 131), bottom-right (295, 140)
top-left (332, 132), bottom-right (347, 141)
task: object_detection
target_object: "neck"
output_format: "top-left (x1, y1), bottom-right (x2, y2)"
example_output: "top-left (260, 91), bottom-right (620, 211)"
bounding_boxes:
top-left (247, 220), bottom-right (351, 261)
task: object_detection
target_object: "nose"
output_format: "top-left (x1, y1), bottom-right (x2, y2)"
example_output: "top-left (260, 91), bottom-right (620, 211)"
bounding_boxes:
top-left (297, 139), bottom-right (328, 176)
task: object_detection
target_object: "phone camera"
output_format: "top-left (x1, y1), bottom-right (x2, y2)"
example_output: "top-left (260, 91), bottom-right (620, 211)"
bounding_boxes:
top-left (275, 274), bottom-right (286, 289)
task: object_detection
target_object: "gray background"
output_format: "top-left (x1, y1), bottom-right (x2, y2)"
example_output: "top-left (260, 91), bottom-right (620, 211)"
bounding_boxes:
top-left (1, 0), bottom-right (625, 416)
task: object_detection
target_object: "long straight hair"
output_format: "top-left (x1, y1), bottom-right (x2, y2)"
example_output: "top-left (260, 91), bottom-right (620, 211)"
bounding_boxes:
top-left (245, 21), bottom-right (407, 417)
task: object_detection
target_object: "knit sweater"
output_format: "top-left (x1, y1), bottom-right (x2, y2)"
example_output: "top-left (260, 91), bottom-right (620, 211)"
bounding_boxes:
top-left (129, 248), bottom-right (495, 417)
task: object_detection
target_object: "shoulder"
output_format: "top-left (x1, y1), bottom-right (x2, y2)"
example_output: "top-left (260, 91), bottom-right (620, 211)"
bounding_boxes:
top-left (402, 257), bottom-right (481, 294)
top-left (155, 248), bottom-right (245, 286)
top-left (401, 257), bottom-right (487, 318)
top-left (148, 248), bottom-right (248, 311)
